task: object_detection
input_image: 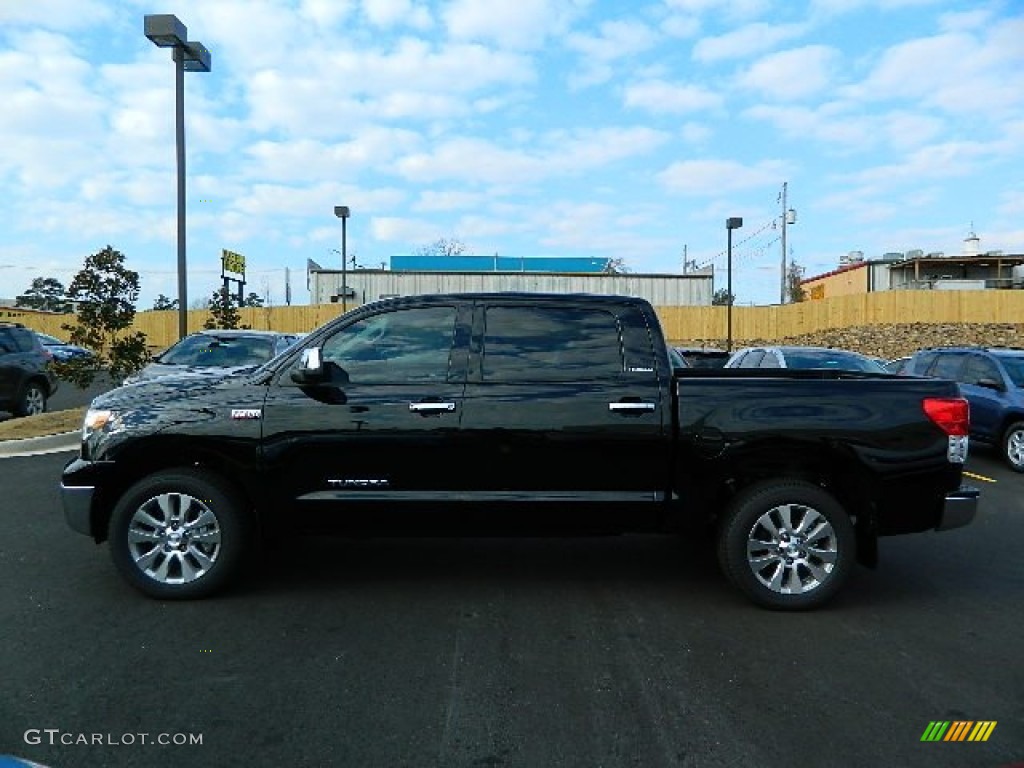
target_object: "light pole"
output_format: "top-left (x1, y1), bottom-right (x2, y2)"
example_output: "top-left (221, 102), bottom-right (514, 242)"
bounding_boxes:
top-left (726, 217), bottom-right (743, 352)
top-left (144, 14), bottom-right (211, 340)
top-left (334, 206), bottom-right (350, 311)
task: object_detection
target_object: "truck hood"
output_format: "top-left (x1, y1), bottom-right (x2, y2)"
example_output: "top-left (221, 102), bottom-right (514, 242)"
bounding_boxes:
top-left (90, 368), bottom-right (265, 410)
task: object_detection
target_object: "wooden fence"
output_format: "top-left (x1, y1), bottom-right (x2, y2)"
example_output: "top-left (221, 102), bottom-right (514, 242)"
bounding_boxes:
top-left (6, 290), bottom-right (1024, 349)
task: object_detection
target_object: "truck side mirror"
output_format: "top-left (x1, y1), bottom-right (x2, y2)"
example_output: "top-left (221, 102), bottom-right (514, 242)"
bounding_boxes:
top-left (290, 347), bottom-right (326, 385)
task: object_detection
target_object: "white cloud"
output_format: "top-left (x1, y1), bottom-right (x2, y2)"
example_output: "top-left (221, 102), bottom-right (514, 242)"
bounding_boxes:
top-left (242, 129), bottom-right (423, 183)
top-left (566, 19), bottom-right (660, 87)
top-left (846, 139), bottom-right (1007, 186)
top-left (997, 189), bottom-right (1024, 218)
top-left (844, 21), bottom-right (1024, 116)
top-left (693, 22), bottom-right (808, 63)
top-left (660, 15), bottom-right (700, 39)
top-left (809, 0), bottom-right (942, 14)
top-left (362, 0), bottom-right (432, 29)
top-left (566, 19), bottom-right (659, 61)
top-left (0, 0), bottom-right (113, 29)
top-left (243, 41), bottom-right (535, 136)
top-left (371, 216), bottom-right (443, 244)
top-left (442, 0), bottom-right (587, 49)
top-left (662, 0), bottom-right (770, 18)
top-left (395, 127), bottom-right (669, 185)
top-left (680, 122), bottom-right (712, 144)
top-left (736, 45), bottom-right (838, 100)
top-left (744, 103), bottom-right (945, 154)
top-left (300, 0), bottom-right (357, 27)
top-left (413, 190), bottom-right (483, 212)
top-left (657, 158), bottom-right (786, 194)
top-left (624, 80), bottom-right (723, 114)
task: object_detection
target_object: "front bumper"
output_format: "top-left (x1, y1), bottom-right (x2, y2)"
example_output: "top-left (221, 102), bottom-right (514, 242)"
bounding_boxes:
top-left (936, 485), bottom-right (979, 531)
top-left (60, 456), bottom-right (114, 538)
top-left (61, 482), bottom-right (95, 535)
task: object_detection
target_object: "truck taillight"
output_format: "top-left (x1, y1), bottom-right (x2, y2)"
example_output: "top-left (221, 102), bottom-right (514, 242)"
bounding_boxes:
top-left (923, 397), bottom-right (969, 437)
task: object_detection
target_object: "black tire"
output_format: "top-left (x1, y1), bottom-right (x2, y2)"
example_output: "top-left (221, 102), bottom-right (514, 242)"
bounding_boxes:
top-left (108, 469), bottom-right (251, 599)
top-left (15, 380), bottom-right (47, 417)
top-left (1001, 421), bottom-right (1024, 473)
top-left (717, 480), bottom-right (856, 610)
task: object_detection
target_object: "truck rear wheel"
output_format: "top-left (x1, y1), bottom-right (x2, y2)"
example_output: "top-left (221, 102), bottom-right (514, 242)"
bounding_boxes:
top-left (717, 480), bottom-right (856, 610)
top-left (108, 469), bottom-right (249, 599)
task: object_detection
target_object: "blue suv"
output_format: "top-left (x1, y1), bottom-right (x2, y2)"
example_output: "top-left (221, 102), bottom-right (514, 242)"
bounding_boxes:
top-left (909, 346), bottom-right (1024, 472)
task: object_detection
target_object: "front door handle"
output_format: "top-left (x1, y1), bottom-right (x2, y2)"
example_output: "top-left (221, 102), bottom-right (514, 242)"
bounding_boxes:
top-left (409, 402), bottom-right (457, 414)
top-left (608, 402), bottom-right (655, 413)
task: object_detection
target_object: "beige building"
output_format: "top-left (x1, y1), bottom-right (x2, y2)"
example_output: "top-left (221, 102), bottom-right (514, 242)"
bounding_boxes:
top-left (802, 234), bottom-right (1024, 300)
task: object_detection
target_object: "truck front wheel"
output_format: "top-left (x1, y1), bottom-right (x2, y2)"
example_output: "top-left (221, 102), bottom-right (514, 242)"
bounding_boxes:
top-left (717, 480), bottom-right (856, 610)
top-left (108, 469), bottom-right (250, 599)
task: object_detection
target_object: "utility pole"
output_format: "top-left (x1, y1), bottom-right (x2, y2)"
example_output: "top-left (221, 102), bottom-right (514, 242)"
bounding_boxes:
top-left (682, 244), bottom-right (688, 273)
top-left (780, 182), bottom-right (788, 305)
top-left (780, 182), bottom-right (797, 304)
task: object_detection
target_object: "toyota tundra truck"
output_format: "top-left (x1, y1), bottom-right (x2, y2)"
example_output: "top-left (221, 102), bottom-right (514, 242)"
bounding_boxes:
top-left (60, 292), bottom-right (979, 609)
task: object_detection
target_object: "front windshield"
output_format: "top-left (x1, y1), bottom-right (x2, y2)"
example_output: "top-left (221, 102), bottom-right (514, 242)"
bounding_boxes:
top-left (158, 334), bottom-right (277, 367)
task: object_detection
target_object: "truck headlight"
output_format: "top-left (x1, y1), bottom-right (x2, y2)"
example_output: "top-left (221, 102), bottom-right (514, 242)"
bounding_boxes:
top-left (82, 408), bottom-right (124, 440)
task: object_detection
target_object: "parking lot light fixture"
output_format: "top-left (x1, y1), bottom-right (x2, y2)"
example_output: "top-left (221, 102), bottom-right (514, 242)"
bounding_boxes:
top-left (334, 206), bottom-right (350, 312)
top-left (726, 217), bottom-right (743, 352)
top-left (144, 13), bottom-right (211, 340)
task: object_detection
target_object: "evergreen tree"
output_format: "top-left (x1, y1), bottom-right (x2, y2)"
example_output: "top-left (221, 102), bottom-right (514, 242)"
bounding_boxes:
top-left (59, 245), bottom-right (150, 386)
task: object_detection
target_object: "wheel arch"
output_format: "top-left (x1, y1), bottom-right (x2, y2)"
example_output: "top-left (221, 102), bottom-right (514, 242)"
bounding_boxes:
top-left (90, 439), bottom-right (263, 543)
top-left (695, 439), bottom-right (876, 566)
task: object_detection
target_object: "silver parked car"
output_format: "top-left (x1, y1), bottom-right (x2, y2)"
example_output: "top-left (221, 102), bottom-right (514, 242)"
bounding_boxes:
top-left (725, 345), bottom-right (888, 373)
top-left (123, 330), bottom-right (300, 385)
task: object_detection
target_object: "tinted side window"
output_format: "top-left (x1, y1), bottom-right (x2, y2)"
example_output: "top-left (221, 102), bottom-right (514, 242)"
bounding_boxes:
top-left (481, 306), bottom-right (621, 381)
top-left (912, 351), bottom-right (939, 375)
top-left (12, 329), bottom-right (38, 352)
top-left (963, 355), bottom-right (1001, 385)
top-left (741, 350), bottom-right (766, 367)
top-left (318, 306), bottom-right (457, 384)
top-left (0, 330), bottom-right (16, 354)
top-left (929, 353), bottom-right (967, 381)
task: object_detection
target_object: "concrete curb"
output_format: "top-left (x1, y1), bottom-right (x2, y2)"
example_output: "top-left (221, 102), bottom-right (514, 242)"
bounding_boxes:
top-left (0, 431), bottom-right (80, 459)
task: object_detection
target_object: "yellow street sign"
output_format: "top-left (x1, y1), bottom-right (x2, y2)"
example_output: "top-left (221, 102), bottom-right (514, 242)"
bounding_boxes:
top-left (222, 249), bottom-right (245, 274)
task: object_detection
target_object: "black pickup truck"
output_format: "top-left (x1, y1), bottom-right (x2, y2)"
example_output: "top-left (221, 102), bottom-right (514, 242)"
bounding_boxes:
top-left (61, 292), bottom-right (979, 609)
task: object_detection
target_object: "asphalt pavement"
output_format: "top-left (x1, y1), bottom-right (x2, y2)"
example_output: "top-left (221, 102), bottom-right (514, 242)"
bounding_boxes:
top-left (0, 450), bottom-right (1021, 768)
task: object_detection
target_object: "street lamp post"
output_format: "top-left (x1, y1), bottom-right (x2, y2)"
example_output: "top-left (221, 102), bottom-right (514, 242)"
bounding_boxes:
top-left (726, 217), bottom-right (743, 352)
top-left (334, 206), bottom-right (350, 312)
top-left (144, 14), bottom-right (211, 340)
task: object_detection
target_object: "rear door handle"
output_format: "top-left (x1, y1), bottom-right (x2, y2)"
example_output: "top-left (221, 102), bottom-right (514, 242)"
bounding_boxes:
top-left (608, 402), bottom-right (655, 413)
top-left (409, 402), bottom-right (457, 414)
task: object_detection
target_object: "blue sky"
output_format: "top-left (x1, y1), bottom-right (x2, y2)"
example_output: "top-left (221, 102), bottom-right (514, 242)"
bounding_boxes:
top-left (1, 0), bottom-right (1022, 309)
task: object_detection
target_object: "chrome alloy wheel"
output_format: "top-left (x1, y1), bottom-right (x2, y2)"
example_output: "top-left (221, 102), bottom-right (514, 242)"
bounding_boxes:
top-left (745, 502), bottom-right (838, 595)
top-left (1007, 427), bottom-right (1024, 470)
top-left (23, 385), bottom-right (45, 415)
top-left (127, 493), bottom-right (222, 584)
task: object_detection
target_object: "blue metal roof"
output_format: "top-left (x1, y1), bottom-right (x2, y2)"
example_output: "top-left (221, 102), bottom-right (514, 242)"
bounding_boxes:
top-left (390, 255), bottom-right (610, 273)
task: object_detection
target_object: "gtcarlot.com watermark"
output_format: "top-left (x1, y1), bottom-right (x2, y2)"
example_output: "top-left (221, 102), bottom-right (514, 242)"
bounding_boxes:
top-left (24, 729), bottom-right (202, 747)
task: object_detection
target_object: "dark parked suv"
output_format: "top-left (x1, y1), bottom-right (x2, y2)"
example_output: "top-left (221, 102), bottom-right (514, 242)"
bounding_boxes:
top-left (0, 322), bottom-right (60, 417)
top-left (908, 346), bottom-right (1024, 472)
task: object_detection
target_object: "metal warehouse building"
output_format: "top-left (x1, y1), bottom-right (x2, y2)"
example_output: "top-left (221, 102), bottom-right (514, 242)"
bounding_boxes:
top-left (307, 255), bottom-right (714, 307)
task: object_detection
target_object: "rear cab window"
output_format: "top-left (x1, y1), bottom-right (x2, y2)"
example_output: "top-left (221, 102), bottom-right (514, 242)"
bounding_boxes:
top-left (479, 305), bottom-right (624, 381)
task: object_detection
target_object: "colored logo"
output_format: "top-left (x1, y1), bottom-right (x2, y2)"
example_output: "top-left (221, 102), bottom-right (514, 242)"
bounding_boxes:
top-left (921, 721), bottom-right (997, 742)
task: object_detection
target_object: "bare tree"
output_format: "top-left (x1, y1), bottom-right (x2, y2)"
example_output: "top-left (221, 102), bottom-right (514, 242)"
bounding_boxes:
top-left (786, 260), bottom-right (807, 303)
top-left (417, 238), bottom-right (468, 257)
top-left (603, 258), bottom-right (631, 274)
